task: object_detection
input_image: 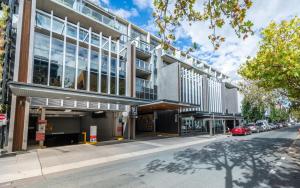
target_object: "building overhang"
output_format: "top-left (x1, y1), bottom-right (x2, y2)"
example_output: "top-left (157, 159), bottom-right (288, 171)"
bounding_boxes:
top-left (8, 82), bottom-right (149, 106)
top-left (181, 111), bottom-right (243, 120)
top-left (138, 100), bottom-right (191, 114)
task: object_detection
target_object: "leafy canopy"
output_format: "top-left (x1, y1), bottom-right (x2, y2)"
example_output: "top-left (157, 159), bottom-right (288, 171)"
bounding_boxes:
top-left (153, 0), bottom-right (254, 51)
top-left (239, 17), bottom-right (300, 100)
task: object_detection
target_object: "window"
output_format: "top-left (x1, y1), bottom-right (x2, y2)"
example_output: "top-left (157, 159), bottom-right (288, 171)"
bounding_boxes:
top-left (91, 34), bottom-right (100, 46)
top-left (119, 59), bottom-right (126, 96)
top-left (90, 50), bottom-right (99, 92)
top-left (67, 24), bottom-right (77, 38)
top-left (50, 38), bottom-right (63, 87)
top-left (36, 12), bottom-right (51, 30)
top-left (101, 53), bottom-right (108, 93)
top-left (64, 42), bottom-right (76, 89)
top-left (77, 47), bottom-right (88, 90)
top-left (52, 18), bottom-right (64, 35)
top-left (79, 29), bottom-right (89, 42)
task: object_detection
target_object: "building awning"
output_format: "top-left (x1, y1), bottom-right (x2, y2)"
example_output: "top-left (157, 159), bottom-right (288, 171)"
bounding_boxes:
top-left (138, 100), bottom-right (191, 113)
top-left (181, 111), bottom-right (243, 120)
top-left (9, 82), bottom-right (150, 106)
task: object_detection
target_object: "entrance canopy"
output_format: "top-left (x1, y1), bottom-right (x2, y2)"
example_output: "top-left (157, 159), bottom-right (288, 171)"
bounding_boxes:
top-left (9, 82), bottom-right (149, 106)
top-left (138, 100), bottom-right (191, 114)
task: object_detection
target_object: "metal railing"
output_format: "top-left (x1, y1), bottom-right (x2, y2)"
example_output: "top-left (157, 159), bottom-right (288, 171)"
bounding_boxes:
top-left (53, 0), bottom-right (118, 30)
top-left (136, 59), bottom-right (151, 73)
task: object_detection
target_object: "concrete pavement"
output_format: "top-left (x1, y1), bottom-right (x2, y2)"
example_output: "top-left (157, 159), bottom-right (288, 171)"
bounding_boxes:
top-left (0, 134), bottom-right (226, 184)
top-left (1, 126), bottom-right (299, 188)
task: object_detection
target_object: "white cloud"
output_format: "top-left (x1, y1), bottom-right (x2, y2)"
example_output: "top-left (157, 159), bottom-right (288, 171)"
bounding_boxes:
top-left (175, 0), bottom-right (300, 81)
top-left (113, 8), bottom-right (139, 19)
top-left (133, 0), bottom-right (153, 9)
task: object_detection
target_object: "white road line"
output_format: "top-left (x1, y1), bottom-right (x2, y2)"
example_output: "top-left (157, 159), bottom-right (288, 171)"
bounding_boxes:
top-left (137, 141), bottom-right (165, 147)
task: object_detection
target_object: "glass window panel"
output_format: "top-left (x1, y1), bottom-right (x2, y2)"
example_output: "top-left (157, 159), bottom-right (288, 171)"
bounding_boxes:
top-left (79, 29), bottom-right (89, 42)
top-left (101, 54), bottom-right (108, 73)
top-left (111, 57), bottom-right (116, 75)
top-left (101, 74), bottom-right (107, 93)
top-left (119, 78), bottom-right (125, 96)
top-left (51, 38), bottom-right (64, 65)
top-left (67, 24), bottom-right (77, 38)
top-left (110, 76), bottom-right (116, 94)
top-left (36, 12), bottom-right (51, 30)
top-left (50, 63), bottom-right (63, 87)
top-left (78, 47), bottom-right (88, 70)
top-left (52, 18), bottom-right (64, 34)
top-left (34, 33), bottom-right (50, 60)
top-left (90, 72), bottom-right (98, 92)
top-left (91, 34), bottom-right (100, 46)
top-left (33, 59), bottom-right (48, 85)
top-left (77, 69), bottom-right (87, 90)
top-left (33, 33), bottom-right (50, 85)
top-left (90, 50), bottom-right (99, 92)
top-left (64, 66), bottom-right (75, 89)
top-left (65, 42), bottom-right (76, 67)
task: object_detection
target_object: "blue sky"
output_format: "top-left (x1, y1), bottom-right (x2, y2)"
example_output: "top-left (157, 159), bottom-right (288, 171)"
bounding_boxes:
top-left (91, 0), bottom-right (300, 81)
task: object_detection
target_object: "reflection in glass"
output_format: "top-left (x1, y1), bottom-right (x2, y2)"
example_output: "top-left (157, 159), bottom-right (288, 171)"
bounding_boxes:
top-left (64, 42), bottom-right (76, 88)
top-left (90, 50), bottom-right (99, 92)
top-left (77, 47), bottom-right (88, 90)
top-left (50, 38), bottom-right (63, 86)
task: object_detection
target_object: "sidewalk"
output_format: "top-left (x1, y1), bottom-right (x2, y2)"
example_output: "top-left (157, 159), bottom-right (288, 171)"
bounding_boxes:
top-left (288, 133), bottom-right (300, 164)
top-left (0, 134), bottom-right (226, 184)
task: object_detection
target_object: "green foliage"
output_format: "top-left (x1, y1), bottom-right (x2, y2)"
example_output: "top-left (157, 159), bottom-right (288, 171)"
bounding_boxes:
top-left (242, 98), bottom-right (265, 123)
top-left (269, 106), bottom-right (289, 122)
top-left (153, 0), bottom-right (253, 50)
top-left (239, 17), bottom-right (300, 101)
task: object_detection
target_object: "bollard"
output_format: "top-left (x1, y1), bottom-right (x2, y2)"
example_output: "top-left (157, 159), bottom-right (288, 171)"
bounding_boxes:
top-left (82, 131), bottom-right (87, 144)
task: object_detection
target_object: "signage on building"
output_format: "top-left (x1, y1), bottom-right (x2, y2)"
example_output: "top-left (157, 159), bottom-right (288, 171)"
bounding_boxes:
top-left (90, 126), bottom-right (97, 143)
top-left (0, 114), bottom-right (7, 127)
top-left (129, 106), bottom-right (138, 118)
top-left (36, 132), bottom-right (45, 141)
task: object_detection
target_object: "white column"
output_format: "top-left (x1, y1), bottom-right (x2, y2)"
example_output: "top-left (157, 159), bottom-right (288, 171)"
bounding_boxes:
top-left (47, 11), bottom-right (53, 86)
top-left (116, 40), bottom-right (120, 95)
top-left (75, 22), bottom-right (80, 90)
top-left (62, 17), bottom-right (67, 88)
top-left (98, 32), bottom-right (102, 93)
top-left (107, 36), bottom-right (112, 94)
top-left (185, 69), bottom-right (188, 103)
top-left (87, 27), bottom-right (92, 91)
top-left (191, 71), bottom-right (195, 104)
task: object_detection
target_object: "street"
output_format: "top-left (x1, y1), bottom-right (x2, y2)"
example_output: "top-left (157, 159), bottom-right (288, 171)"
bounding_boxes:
top-left (1, 126), bottom-right (300, 188)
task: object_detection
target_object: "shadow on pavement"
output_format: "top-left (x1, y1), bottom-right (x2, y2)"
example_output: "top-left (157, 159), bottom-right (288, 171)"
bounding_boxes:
top-left (143, 137), bottom-right (300, 188)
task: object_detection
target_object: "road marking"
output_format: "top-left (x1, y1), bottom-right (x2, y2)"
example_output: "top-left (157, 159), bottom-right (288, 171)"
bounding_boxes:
top-left (281, 156), bottom-right (286, 160)
top-left (269, 169), bottom-right (276, 174)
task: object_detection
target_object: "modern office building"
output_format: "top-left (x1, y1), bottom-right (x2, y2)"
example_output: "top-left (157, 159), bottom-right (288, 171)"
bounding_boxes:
top-left (5, 0), bottom-right (242, 152)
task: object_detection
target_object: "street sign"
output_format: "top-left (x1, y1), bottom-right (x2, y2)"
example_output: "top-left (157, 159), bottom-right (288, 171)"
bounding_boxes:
top-left (36, 132), bottom-right (45, 141)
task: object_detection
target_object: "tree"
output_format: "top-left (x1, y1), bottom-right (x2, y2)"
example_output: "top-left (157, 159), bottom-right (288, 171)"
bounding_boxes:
top-left (153, 0), bottom-right (254, 50)
top-left (239, 17), bottom-right (300, 101)
top-left (0, 3), bottom-right (9, 113)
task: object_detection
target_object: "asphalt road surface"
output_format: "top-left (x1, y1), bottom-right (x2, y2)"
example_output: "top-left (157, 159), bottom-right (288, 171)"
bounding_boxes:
top-left (1, 126), bottom-right (300, 188)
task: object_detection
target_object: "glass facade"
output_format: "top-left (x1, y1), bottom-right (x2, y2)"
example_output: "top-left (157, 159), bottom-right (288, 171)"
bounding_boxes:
top-left (90, 50), bottom-right (99, 92)
top-left (33, 33), bottom-right (49, 85)
top-left (50, 38), bottom-right (63, 87)
top-left (77, 47), bottom-right (88, 90)
top-left (64, 42), bottom-right (76, 88)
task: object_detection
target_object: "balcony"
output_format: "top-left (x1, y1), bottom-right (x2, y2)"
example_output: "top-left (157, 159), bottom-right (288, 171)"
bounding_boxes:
top-left (136, 78), bottom-right (156, 100)
top-left (37, 0), bottom-right (121, 38)
top-left (161, 49), bottom-right (181, 64)
top-left (135, 59), bottom-right (152, 74)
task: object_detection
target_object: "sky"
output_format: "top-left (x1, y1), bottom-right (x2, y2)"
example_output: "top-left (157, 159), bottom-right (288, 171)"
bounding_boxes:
top-left (89, 0), bottom-right (300, 81)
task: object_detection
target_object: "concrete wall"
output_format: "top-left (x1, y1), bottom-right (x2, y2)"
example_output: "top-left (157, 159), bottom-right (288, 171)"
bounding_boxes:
top-left (221, 83), bottom-right (238, 114)
top-left (81, 112), bottom-right (119, 141)
top-left (157, 62), bottom-right (180, 101)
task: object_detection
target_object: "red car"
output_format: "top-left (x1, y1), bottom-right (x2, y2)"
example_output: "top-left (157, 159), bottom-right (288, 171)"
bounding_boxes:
top-left (231, 126), bottom-right (252, 136)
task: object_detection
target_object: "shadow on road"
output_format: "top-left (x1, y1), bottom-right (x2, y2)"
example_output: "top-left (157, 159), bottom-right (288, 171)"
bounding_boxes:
top-left (143, 137), bottom-right (300, 188)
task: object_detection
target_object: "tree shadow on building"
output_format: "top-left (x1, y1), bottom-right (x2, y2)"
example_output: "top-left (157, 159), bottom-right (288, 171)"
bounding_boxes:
top-left (143, 137), bottom-right (300, 188)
